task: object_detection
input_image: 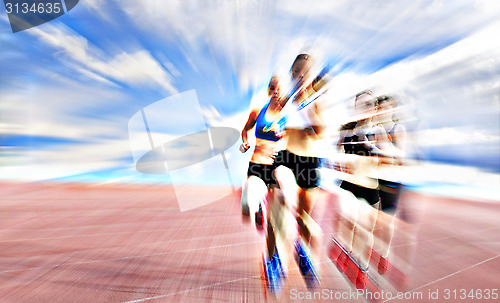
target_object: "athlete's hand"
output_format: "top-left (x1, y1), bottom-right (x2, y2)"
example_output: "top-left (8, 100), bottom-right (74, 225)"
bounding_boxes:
top-left (336, 161), bottom-right (354, 174)
top-left (344, 162), bottom-right (355, 174)
top-left (239, 143), bottom-right (250, 153)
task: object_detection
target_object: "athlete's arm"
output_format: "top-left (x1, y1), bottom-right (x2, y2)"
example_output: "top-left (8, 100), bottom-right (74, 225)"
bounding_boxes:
top-left (241, 110), bottom-right (257, 149)
top-left (303, 100), bottom-right (325, 139)
top-left (372, 125), bottom-right (395, 164)
top-left (391, 124), bottom-right (407, 165)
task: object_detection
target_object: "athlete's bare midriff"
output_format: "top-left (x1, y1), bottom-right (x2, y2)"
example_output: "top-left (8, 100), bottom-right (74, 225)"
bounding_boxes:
top-left (285, 128), bottom-right (317, 157)
top-left (285, 97), bottom-right (323, 157)
top-left (250, 138), bottom-right (282, 165)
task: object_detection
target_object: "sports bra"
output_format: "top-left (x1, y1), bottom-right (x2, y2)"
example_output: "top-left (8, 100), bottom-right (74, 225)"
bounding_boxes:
top-left (255, 102), bottom-right (287, 142)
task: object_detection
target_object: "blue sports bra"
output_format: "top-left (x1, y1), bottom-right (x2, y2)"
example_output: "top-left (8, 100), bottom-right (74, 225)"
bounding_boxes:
top-left (255, 103), bottom-right (287, 142)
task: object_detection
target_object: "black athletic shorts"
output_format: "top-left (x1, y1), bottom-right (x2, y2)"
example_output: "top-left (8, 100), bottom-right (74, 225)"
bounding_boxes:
top-left (340, 180), bottom-right (379, 205)
top-left (274, 149), bottom-right (320, 189)
top-left (247, 162), bottom-right (277, 186)
top-left (378, 179), bottom-right (403, 212)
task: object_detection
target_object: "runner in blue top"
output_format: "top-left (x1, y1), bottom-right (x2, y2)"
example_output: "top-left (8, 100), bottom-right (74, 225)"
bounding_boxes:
top-left (240, 76), bottom-right (288, 293)
top-left (240, 76), bottom-right (287, 229)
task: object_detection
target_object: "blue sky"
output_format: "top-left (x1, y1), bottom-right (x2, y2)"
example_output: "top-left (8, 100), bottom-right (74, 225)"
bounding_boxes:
top-left (1, 0), bottom-right (499, 186)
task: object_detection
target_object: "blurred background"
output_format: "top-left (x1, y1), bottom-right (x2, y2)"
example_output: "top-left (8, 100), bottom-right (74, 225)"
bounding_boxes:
top-left (1, 0), bottom-right (499, 198)
top-left (1, 1), bottom-right (499, 302)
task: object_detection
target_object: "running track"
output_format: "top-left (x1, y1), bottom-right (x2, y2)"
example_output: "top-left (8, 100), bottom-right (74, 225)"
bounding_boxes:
top-left (1, 182), bottom-right (499, 302)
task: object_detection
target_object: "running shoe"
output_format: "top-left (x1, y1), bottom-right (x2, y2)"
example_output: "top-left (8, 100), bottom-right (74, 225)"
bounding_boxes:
top-left (336, 250), bottom-right (348, 273)
top-left (356, 267), bottom-right (368, 289)
top-left (255, 203), bottom-right (266, 231)
top-left (328, 240), bottom-right (342, 262)
top-left (294, 240), bottom-right (320, 289)
top-left (272, 250), bottom-right (287, 280)
top-left (241, 203), bottom-right (250, 217)
top-left (263, 255), bottom-right (281, 294)
top-left (378, 255), bottom-right (389, 275)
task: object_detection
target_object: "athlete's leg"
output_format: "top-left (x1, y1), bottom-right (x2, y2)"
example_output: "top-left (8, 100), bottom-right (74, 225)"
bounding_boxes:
top-left (334, 190), bottom-right (360, 273)
top-left (373, 210), bottom-right (396, 274)
top-left (241, 175), bottom-right (268, 225)
top-left (373, 181), bottom-right (402, 274)
top-left (333, 187), bottom-right (360, 252)
top-left (275, 161), bottom-right (323, 287)
top-left (351, 200), bottom-right (378, 270)
top-left (267, 187), bottom-right (292, 277)
top-left (392, 193), bottom-right (418, 279)
top-left (274, 165), bottom-right (300, 212)
top-left (292, 186), bottom-right (325, 289)
top-left (297, 187), bottom-right (323, 266)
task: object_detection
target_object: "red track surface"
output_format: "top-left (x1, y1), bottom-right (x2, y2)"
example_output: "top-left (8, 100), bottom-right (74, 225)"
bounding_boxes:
top-left (1, 182), bottom-right (499, 302)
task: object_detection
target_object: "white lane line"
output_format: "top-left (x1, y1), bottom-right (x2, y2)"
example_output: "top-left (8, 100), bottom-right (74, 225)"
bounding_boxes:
top-left (122, 275), bottom-right (261, 303)
top-left (381, 254), bottom-right (500, 302)
top-left (0, 230), bottom-right (255, 265)
top-left (0, 222), bottom-right (244, 233)
top-left (390, 225), bottom-right (499, 249)
top-left (124, 256), bottom-right (339, 303)
top-left (0, 226), bottom-right (248, 243)
top-left (0, 240), bottom-right (261, 274)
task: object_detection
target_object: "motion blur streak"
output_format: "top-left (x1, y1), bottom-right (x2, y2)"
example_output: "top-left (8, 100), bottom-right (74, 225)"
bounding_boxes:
top-left (0, 1), bottom-right (499, 302)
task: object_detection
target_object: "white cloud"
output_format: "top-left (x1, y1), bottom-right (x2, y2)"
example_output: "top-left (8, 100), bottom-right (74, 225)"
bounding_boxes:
top-left (29, 23), bottom-right (177, 94)
top-left (0, 67), bottom-right (130, 139)
top-left (201, 105), bottom-right (222, 123)
top-left (418, 127), bottom-right (499, 147)
top-left (81, 0), bottom-right (106, 10)
top-left (80, 0), bottom-right (114, 22)
top-left (106, 0), bottom-right (499, 105)
top-left (3, 0), bottom-right (499, 184)
top-left (1, 137), bottom-right (133, 181)
top-left (326, 20), bottom-right (500, 118)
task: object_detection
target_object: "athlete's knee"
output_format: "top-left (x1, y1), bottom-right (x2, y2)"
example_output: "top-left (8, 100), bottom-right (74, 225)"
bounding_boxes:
top-left (274, 166), bottom-right (294, 183)
top-left (247, 175), bottom-right (267, 189)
